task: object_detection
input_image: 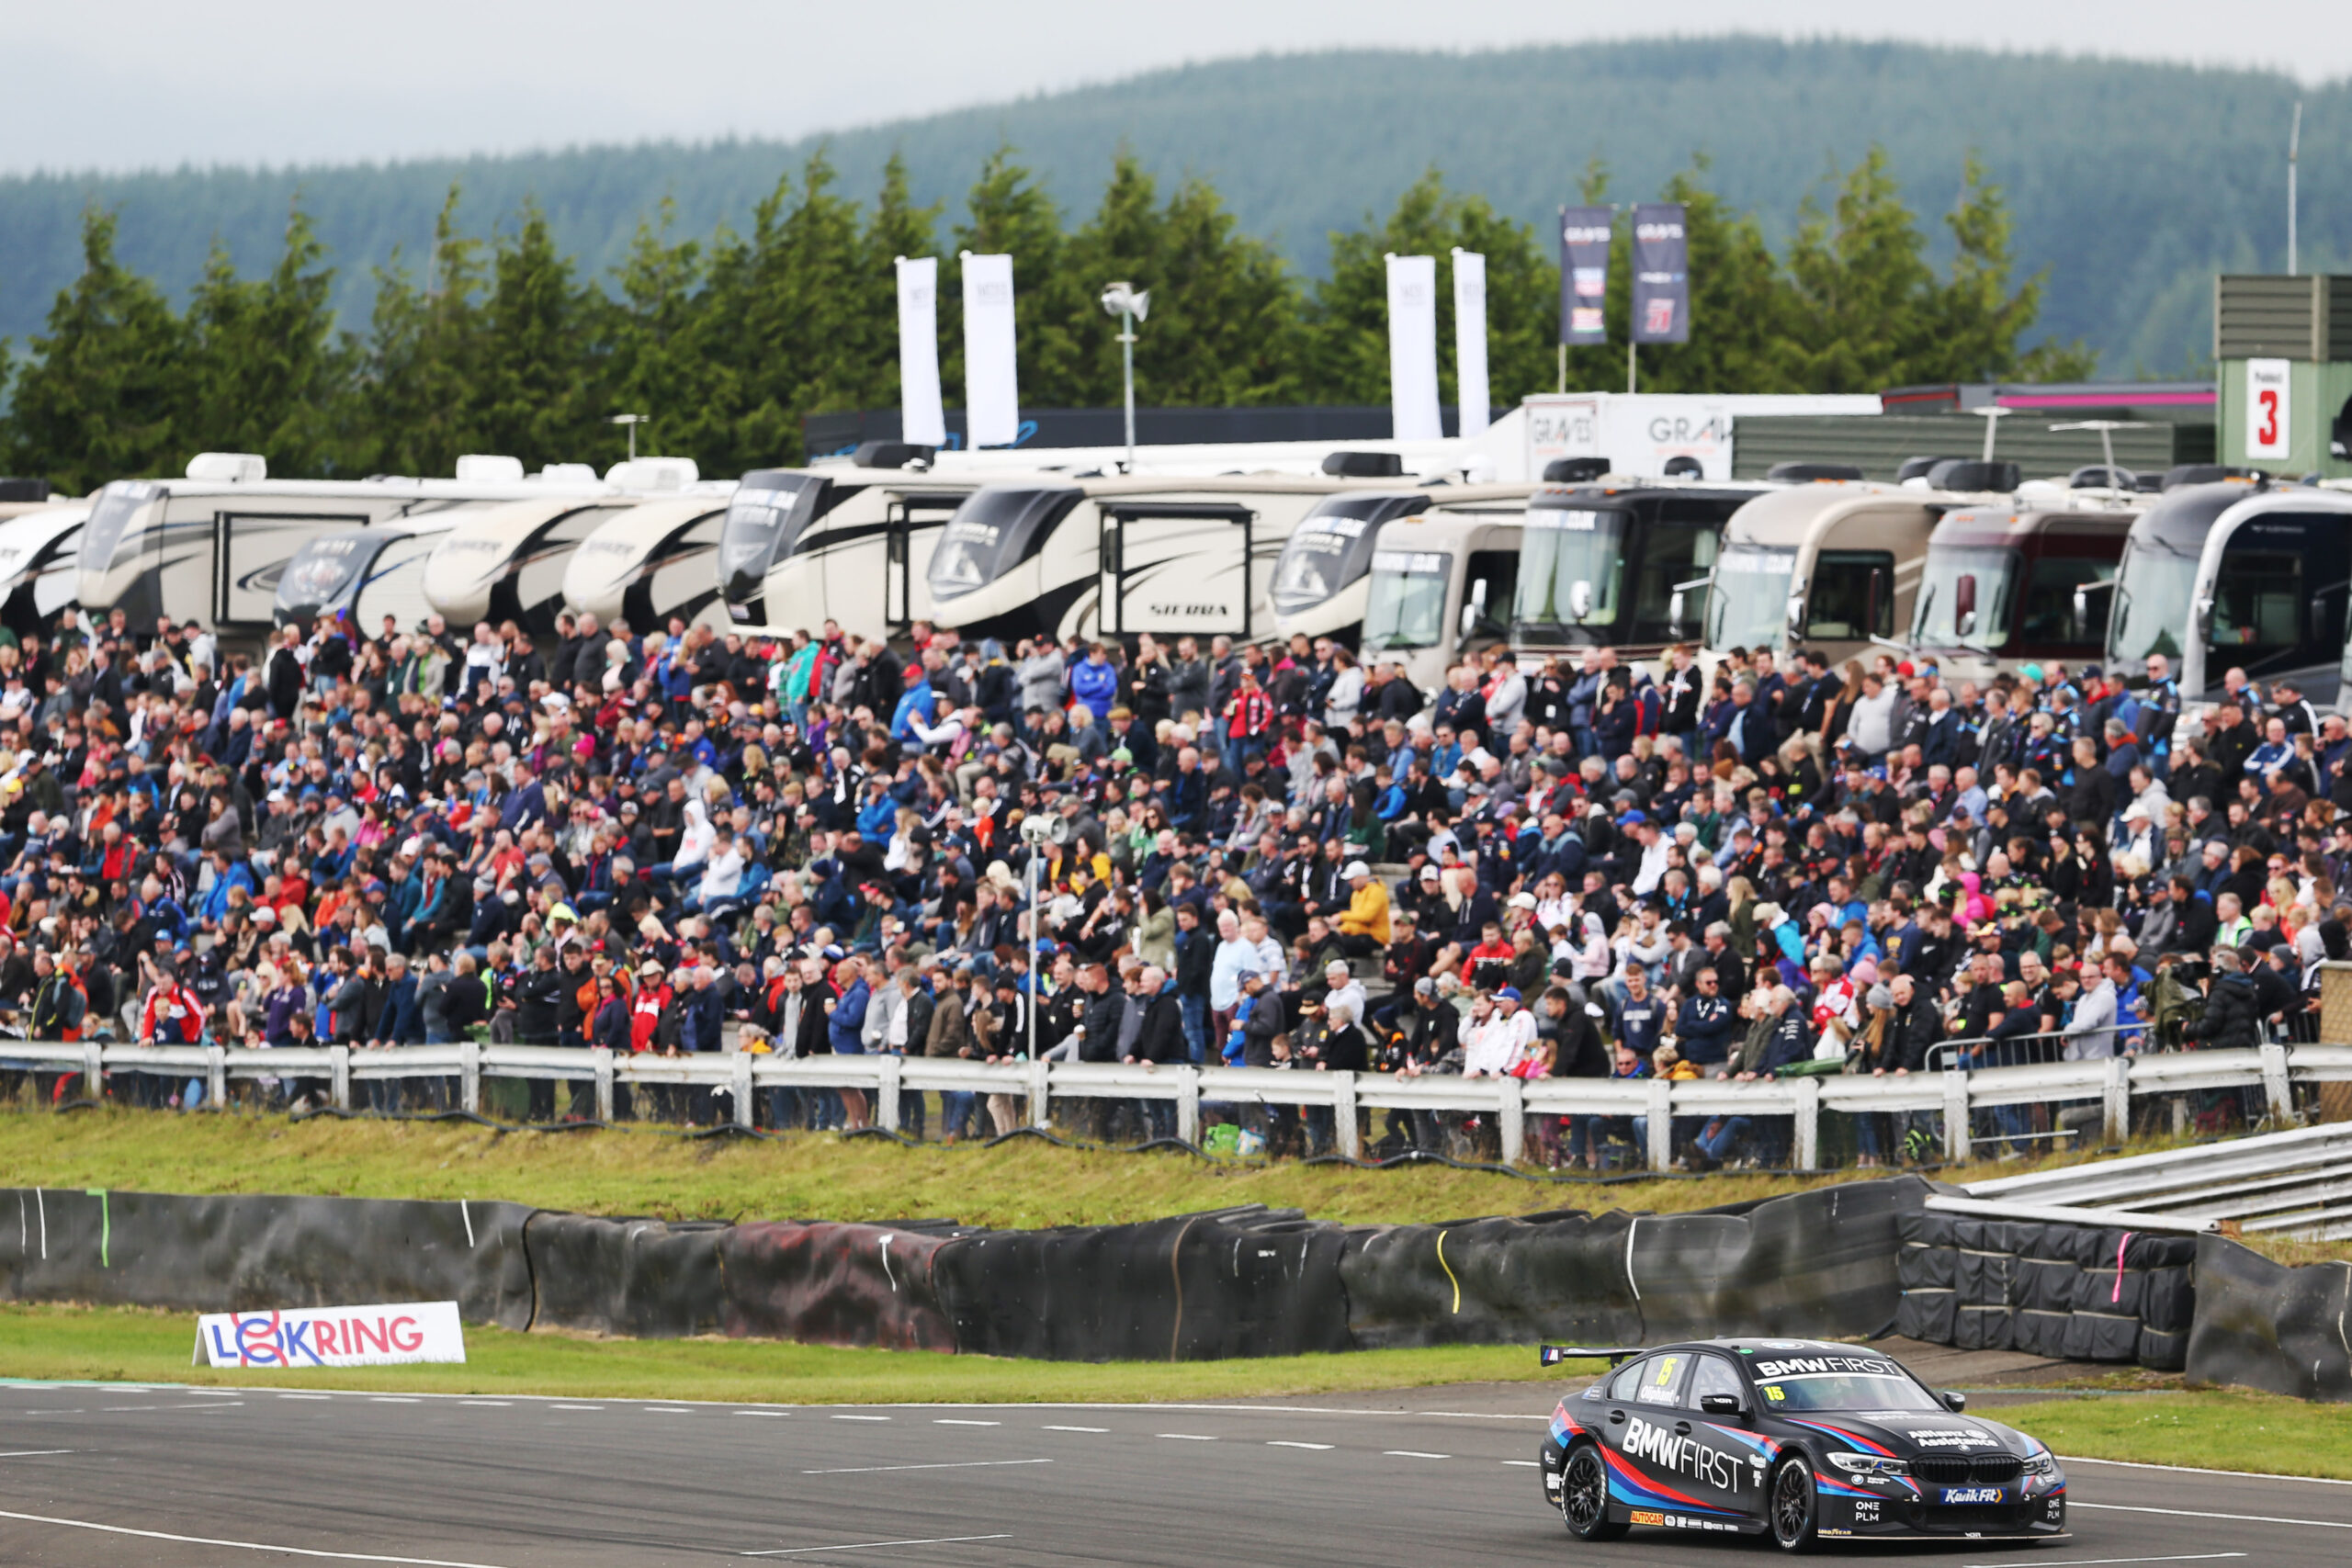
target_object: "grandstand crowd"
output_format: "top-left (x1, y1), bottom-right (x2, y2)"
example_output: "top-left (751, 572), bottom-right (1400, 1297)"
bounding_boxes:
top-left (0, 602), bottom-right (2338, 1169)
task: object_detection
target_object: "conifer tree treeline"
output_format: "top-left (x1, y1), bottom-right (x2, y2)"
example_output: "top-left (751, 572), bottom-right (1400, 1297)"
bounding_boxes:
top-left (0, 146), bottom-right (2092, 495)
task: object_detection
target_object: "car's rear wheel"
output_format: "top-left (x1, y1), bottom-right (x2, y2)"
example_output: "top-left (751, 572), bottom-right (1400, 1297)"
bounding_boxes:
top-left (1560, 1442), bottom-right (1627, 1540)
top-left (1770, 1457), bottom-right (1820, 1552)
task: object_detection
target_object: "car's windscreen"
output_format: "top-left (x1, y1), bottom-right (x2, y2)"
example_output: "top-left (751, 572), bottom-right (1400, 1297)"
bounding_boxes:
top-left (1707, 543), bottom-right (1797, 649)
top-left (1363, 550), bottom-right (1453, 649)
top-left (1751, 1371), bottom-right (1940, 1413)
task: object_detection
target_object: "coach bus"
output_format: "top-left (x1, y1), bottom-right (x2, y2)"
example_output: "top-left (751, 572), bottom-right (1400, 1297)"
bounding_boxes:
top-left (1907, 499), bottom-right (2137, 685)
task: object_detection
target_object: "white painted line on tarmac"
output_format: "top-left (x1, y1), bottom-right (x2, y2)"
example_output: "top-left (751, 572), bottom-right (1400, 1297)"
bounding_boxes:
top-left (460, 1401), bottom-right (509, 1408)
top-left (0, 1506), bottom-right (515, 1568)
top-left (2061, 1455), bottom-right (2352, 1487)
top-left (369, 1397), bottom-right (421, 1404)
top-left (2072, 1502), bottom-right (2352, 1530)
top-left (1384, 1450), bottom-right (1450, 1460)
top-left (934, 1418), bottom-right (1000, 1426)
top-left (1156, 1433), bottom-right (1217, 1441)
top-left (1268, 1441), bottom-right (1333, 1450)
top-left (0, 1450), bottom-right (73, 1459)
top-left (801, 1459), bottom-right (1052, 1476)
top-left (744, 1535), bottom-right (1012, 1557)
top-left (734, 1410), bottom-right (789, 1417)
top-left (550, 1404), bottom-right (604, 1412)
top-left (279, 1394), bottom-right (333, 1401)
top-left (1501, 1460), bottom-right (1540, 1467)
top-left (1041, 1425), bottom-right (1107, 1433)
top-left (643, 1407), bottom-right (693, 1415)
top-left (831, 1414), bottom-right (890, 1422)
top-left (1962, 1555), bottom-right (2247, 1567)
top-left (182, 1389), bottom-right (244, 1397)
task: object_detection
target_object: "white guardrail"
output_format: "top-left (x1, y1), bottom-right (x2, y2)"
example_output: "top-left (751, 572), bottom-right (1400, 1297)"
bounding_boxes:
top-left (7, 1037), bottom-right (2349, 1171)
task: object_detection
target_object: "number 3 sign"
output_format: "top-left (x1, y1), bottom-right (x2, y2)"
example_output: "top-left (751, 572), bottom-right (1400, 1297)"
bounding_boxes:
top-left (2246, 358), bottom-right (2292, 459)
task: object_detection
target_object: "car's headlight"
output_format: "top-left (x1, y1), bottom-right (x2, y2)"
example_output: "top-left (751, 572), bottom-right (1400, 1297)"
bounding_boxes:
top-left (1826, 1451), bottom-right (1910, 1476)
top-left (2021, 1450), bottom-right (2056, 1476)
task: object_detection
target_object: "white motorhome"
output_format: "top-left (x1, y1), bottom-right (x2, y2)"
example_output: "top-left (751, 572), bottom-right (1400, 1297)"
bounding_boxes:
top-left (0, 501), bottom-right (93, 638)
top-left (926, 473), bottom-right (1426, 646)
top-left (560, 489), bottom-right (740, 633)
top-left (421, 458), bottom-right (701, 633)
top-left (717, 464), bottom-right (989, 635)
top-left (1269, 485), bottom-right (1536, 645)
top-left (2104, 479), bottom-right (2352, 705)
top-left (77, 454), bottom-right (566, 635)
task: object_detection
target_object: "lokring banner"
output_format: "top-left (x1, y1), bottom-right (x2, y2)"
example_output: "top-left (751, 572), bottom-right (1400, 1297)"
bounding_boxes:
top-left (196, 1300), bottom-right (466, 1369)
top-left (1631, 202), bottom-right (1690, 344)
top-left (1558, 206), bottom-right (1613, 345)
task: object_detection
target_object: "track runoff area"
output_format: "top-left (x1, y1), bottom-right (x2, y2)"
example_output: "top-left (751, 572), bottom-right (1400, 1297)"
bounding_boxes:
top-left (2, 1382), bottom-right (2349, 1566)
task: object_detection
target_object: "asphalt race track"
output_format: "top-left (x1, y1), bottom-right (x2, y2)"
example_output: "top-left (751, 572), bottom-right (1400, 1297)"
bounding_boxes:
top-left (4, 1380), bottom-right (2350, 1566)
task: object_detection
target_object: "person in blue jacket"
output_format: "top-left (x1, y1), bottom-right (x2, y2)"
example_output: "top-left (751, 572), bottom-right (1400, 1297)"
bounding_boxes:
top-left (1069, 643), bottom-right (1119, 724)
top-left (891, 666), bottom-right (935, 747)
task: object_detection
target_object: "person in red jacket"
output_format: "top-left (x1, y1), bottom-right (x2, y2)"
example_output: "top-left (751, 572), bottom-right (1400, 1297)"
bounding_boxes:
top-left (136, 966), bottom-right (208, 1111)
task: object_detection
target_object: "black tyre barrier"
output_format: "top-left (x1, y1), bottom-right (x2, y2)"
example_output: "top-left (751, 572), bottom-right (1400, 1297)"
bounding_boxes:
top-left (1341, 1209), bottom-right (1642, 1348)
top-left (932, 1206), bottom-right (1354, 1361)
top-left (2185, 1235), bottom-right (2352, 1401)
top-left (0, 1187), bottom-right (536, 1329)
top-left (524, 1213), bottom-right (966, 1350)
top-left (1894, 1207), bottom-right (2196, 1371)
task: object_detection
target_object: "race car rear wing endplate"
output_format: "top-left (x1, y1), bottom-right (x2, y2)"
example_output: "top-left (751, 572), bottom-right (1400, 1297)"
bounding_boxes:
top-left (1540, 1345), bottom-right (1643, 1367)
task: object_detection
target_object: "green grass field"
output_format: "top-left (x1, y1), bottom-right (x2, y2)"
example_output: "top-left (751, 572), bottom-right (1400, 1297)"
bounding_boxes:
top-left (0, 1302), bottom-right (1566, 1404)
top-left (1982, 1390), bottom-right (2352, 1481)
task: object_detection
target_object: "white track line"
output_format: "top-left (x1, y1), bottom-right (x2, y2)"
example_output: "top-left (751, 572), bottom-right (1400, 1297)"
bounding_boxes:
top-left (1040, 1426), bottom-right (1106, 1433)
top-left (1384, 1450), bottom-right (1451, 1460)
top-left (278, 1394), bottom-right (332, 1402)
top-left (1156, 1433), bottom-right (1216, 1441)
top-left (1962, 1556), bottom-right (2248, 1567)
top-left (830, 1415), bottom-right (890, 1422)
top-left (1267, 1441), bottom-right (1332, 1450)
top-left (0, 1450), bottom-right (73, 1459)
top-left (744, 1535), bottom-right (1012, 1557)
top-left (2071, 1502), bottom-right (2352, 1530)
top-left (549, 1404), bottom-right (603, 1412)
top-left (933, 1419), bottom-right (1000, 1427)
top-left (2060, 1455), bottom-right (2352, 1487)
top-left (459, 1402), bottom-right (509, 1408)
top-left (800, 1459), bottom-right (1051, 1476)
top-left (0, 1508), bottom-right (513, 1568)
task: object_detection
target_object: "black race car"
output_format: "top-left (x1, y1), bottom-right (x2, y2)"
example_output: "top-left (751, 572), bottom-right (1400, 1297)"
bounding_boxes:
top-left (1535, 1337), bottom-right (2067, 1551)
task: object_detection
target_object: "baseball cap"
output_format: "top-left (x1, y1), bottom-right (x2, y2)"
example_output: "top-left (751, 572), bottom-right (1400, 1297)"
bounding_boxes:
top-left (1496, 987), bottom-right (1522, 1005)
top-left (1343, 860), bottom-right (1370, 879)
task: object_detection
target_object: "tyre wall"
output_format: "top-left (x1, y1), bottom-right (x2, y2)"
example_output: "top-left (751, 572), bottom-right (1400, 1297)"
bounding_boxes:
top-left (2183, 1235), bottom-right (2352, 1401)
top-left (1894, 1208), bottom-right (2196, 1371)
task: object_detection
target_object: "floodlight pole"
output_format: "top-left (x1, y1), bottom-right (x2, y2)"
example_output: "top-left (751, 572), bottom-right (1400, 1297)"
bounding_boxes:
top-left (2289, 101), bottom-right (2302, 275)
top-left (1025, 854), bottom-right (1040, 1059)
top-left (608, 412), bottom-right (649, 461)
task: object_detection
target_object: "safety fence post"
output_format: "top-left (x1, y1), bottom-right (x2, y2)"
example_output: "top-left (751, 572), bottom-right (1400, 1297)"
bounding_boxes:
top-left (2102, 1055), bottom-right (2131, 1146)
top-left (1646, 1078), bottom-right (1673, 1172)
top-left (1498, 1075), bottom-right (1525, 1165)
top-left (1333, 1071), bottom-right (1361, 1160)
top-left (1942, 1069), bottom-right (1973, 1164)
top-left (83, 1040), bottom-right (104, 1100)
top-left (729, 1053), bottom-right (754, 1129)
top-left (2259, 1042), bottom-right (2295, 1128)
top-left (459, 1041), bottom-right (481, 1115)
top-left (1027, 1057), bottom-right (1051, 1129)
top-left (877, 1055), bottom-right (903, 1134)
top-left (205, 1044), bottom-right (227, 1111)
top-left (593, 1049), bottom-right (615, 1123)
top-left (1792, 1076), bottom-right (1821, 1170)
top-left (1175, 1065), bottom-right (1201, 1146)
top-left (331, 1046), bottom-right (352, 1111)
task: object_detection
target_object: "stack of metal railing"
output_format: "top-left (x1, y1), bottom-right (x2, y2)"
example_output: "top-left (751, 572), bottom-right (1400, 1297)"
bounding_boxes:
top-left (1962, 1122), bottom-right (2352, 1240)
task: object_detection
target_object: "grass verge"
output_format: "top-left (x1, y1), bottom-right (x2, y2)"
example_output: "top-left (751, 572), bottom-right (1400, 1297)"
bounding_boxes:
top-left (0, 1303), bottom-right (1569, 1404)
top-left (1986, 1389), bottom-right (2352, 1481)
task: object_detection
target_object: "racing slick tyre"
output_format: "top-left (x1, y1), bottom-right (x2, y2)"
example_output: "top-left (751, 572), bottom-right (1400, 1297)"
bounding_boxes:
top-left (1560, 1442), bottom-right (1627, 1541)
top-left (1770, 1457), bottom-right (1821, 1553)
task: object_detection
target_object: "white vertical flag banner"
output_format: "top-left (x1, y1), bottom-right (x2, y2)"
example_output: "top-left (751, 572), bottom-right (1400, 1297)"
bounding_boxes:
top-left (894, 255), bottom-right (945, 448)
top-left (1451, 248), bottom-right (1489, 436)
top-left (960, 251), bottom-right (1020, 448)
top-left (1385, 254), bottom-right (1442, 442)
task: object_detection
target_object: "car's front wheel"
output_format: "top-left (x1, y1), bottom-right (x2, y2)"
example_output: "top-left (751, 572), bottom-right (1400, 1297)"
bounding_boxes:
top-left (1770, 1456), bottom-right (1820, 1552)
top-left (1560, 1442), bottom-right (1627, 1540)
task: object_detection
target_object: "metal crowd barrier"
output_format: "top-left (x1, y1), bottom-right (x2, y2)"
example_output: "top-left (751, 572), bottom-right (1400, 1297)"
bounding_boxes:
top-left (7, 1034), bottom-right (2348, 1172)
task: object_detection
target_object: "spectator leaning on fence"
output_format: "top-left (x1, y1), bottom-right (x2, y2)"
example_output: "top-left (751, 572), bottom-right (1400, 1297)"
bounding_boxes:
top-left (0, 604), bottom-right (2334, 1167)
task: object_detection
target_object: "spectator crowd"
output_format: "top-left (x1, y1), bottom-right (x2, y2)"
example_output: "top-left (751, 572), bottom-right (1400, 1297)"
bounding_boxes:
top-left (0, 598), bottom-right (2337, 1171)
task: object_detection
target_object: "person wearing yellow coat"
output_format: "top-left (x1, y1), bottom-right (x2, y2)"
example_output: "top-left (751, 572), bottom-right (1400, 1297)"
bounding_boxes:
top-left (1335, 859), bottom-right (1391, 956)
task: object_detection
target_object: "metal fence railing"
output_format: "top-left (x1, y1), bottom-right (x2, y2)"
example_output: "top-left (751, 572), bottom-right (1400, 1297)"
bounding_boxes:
top-left (6, 1035), bottom-right (2348, 1172)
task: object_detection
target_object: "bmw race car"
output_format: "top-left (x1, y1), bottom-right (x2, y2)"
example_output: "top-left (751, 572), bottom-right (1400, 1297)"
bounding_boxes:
top-left (1535, 1337), bottom-right (2067, 1551)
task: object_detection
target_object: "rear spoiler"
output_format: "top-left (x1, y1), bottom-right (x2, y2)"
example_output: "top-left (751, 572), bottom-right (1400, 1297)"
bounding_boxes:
top-left (1541, 1345), bottom-right (1642, 1367)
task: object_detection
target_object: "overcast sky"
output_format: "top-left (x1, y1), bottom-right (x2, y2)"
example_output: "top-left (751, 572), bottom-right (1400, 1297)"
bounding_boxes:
top-left (5, 0), bottom-right (2342, 175)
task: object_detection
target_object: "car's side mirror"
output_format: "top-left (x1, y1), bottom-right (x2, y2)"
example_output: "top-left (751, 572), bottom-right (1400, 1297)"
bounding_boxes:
top-left (1699, 1393), bottom-right (1744, 1417)
top-left (1940, 1390), bottom-right (1967, 1413)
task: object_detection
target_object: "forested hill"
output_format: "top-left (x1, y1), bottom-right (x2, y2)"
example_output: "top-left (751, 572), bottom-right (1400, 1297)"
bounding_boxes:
top-left (0, 36), bottom-right (2340, 376)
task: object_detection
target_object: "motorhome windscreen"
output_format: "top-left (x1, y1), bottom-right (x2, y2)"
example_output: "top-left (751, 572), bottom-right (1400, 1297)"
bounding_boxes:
top-left (716, 476), bottom-right (825, 603)
top-left (1913, 546), bottom-right (2017, 649)
top-left (1707, 544), bottom-right (1797, 649)
top-left (927, 488), bottom-right (1080, 601)
top-left (1514, 507), bottom-right (1625, 627)
top-left (81, 480), bottom-right (160, 575)
top-left (2108, 536), bottom-right (2199, 665)
top-left (278, 534), bottom-right (386, 615)
top-left (1269, 495), bottom-right (1422, 613)
top-left (2200, 513), bottom-right (2352, 684)
top-left (1363, 550), bottom-right (1453, 649)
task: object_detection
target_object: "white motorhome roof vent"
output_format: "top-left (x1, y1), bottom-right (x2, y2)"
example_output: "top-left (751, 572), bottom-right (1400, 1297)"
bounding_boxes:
top-left (535, 463), bottom-right (600, 483)
top-left (186, 452), bottom-right (266, 483)
top-left (455, 454), bottom-right (526, 483)
top-left (606, 457), bottom-right (699, 491)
